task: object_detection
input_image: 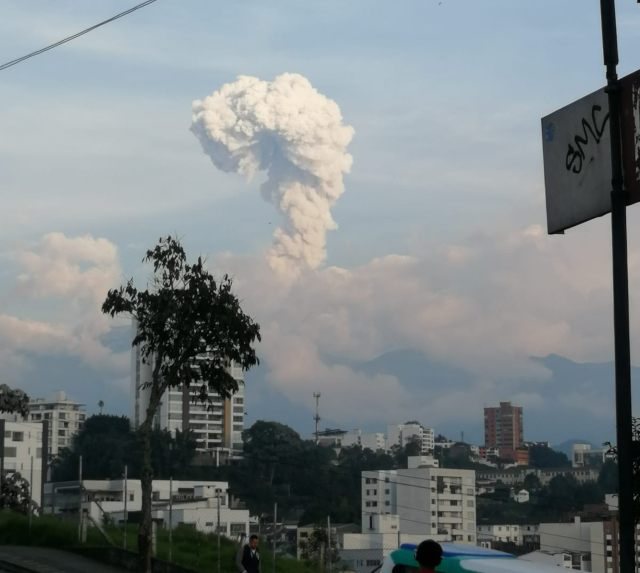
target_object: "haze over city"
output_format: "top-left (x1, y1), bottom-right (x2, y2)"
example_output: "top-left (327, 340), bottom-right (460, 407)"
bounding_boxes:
top-left (3, 0), bottom-right (640, 447)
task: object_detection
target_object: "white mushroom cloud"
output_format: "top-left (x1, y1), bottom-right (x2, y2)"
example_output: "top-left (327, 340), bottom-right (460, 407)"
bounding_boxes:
top-left (191, 73), bottom-right (354, 274)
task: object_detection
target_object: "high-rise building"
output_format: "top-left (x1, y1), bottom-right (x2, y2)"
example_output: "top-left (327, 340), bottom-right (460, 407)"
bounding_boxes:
top-left (386, 422), bottom-right (435, 454)
top-left (361, 467), bottom-right (476, 543)
top-left (132, 344), bottom-right (246, 463)
top-left (0, 418), bottom-right (46, 507)
top-left (27, 391), bottom-right (85, 456)
top-left (484, 401), bottom-right (523, 460)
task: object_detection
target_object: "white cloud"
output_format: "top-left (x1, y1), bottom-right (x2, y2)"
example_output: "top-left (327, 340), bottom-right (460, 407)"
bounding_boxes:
top-left (213, 220), bottom-right (620, 428)
top-left (0, 233), bottom-right (127, 384)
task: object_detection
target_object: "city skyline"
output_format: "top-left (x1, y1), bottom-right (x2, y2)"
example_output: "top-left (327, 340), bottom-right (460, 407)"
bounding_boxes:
top-left (4, 1), bottom-right (640, 446)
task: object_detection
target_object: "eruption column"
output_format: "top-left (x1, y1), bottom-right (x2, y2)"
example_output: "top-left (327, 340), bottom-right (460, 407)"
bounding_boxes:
top-left (191, 73), bottom-right (354, 273)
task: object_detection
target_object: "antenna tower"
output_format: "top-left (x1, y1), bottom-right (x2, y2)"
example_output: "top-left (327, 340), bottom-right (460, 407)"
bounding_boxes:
top-left (313, 392), bottom-right (321, 445)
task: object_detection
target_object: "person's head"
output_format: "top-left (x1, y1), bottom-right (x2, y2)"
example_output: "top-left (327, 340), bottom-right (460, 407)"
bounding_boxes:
top-left (415, 540), bottom-right (443, 569)
top-left (249, 535), bottom-right (259, 550)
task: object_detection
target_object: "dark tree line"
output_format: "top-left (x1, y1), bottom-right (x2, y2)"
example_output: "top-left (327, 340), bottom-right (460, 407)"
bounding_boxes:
top-left (52, 414), bottom-right (198, 481)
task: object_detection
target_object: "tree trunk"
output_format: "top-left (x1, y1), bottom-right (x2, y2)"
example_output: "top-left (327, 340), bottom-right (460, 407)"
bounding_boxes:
top-left (138, 375), bottom-right (164, 573)
top-left (138, 422), bottom-right (153, 573)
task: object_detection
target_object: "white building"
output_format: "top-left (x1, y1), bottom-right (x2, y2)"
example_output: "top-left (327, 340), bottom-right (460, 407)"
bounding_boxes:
top-left (407, 455), bottom-right (439, 469)
top-left (0, 418), bottom-right (44, 508)
top-left (44, 478), bottom-right (250, 538)
top-left (132, 342), bottom-right (246, 461)
top-left (361, 467), bottom-right (476, 543)
top-left (572, 443), bottom-right (607, 468)
top-left (538, 517), bottom-right (624, 573)
top-left (386, 422), bottom-right (435, 454)
top-left (28, 391), bottom-right (85, 456)
top-left (477, 523), bottom-right (539, 547)
top-left (341, 429), bottom-right (386, 451)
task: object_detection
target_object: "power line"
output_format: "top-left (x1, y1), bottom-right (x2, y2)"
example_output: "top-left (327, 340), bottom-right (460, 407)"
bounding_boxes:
top-left (0, 0), bottom-right (160, 72)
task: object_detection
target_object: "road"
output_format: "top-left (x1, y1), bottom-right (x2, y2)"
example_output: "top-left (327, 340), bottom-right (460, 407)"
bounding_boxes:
top-left (0, 546), bottom-right (128, 573)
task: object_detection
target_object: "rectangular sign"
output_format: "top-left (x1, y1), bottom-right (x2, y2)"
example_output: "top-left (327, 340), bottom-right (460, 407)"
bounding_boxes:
top-left (541, 70), bottom-right (640, 234)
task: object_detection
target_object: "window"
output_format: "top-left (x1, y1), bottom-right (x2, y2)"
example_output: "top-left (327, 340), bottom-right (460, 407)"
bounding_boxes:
top-left (12, 432), bottom-right (24, 442)
top-left (59, 413), bottom-right (66, 420)
top-left (4, 447), bottom-right (17, 458)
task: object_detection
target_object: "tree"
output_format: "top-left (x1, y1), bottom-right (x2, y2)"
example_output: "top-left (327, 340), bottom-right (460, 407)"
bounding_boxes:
top-left (528, 445), bottom-right (571, 469)
top-left (0, 384), bottom-right (29, 417)
top-left (0, 472), bottom-right (32, 514)
top-left (298, 524), bottom-right (339, 568)
top-left (0, 384), bottom-right (31, 515)
top-left (102, 236), bottom-right (260, 572)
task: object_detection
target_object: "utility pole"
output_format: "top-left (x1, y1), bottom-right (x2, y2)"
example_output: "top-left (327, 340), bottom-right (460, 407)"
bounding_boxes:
top-left (123, 465), bottom-right (128, 550)
top-left (169, 476), bottom-right (173, 563)
top-left (216, 488), bottom-right (221, 573)
top-left (313, 392), bottom-right (321, 445)
top-left (272, 502), bottom-right (277, 573)
top-left (28, 457), bottom-right (33, 536)
top-left (327, 515), bottom-right (332, 573)
top-left (599, 2), bottom-right (634, 572)
top-left (77, 455), bottom-right (83, 543)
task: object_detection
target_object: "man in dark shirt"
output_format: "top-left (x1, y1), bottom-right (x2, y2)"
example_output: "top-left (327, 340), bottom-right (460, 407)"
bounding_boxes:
top-left (236, 534), bottom-right (260, 573)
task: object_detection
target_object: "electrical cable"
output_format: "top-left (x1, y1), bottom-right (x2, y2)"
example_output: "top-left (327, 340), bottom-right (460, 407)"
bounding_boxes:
top-left (0, 0), bottom-right (160, 72)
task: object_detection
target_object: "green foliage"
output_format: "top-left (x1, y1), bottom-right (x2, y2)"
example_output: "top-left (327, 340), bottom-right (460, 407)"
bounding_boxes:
top-left (101, 236), bottom-right (261, 571)
top-left (0, 511), bottom-right (315, 573)
top-left (0, 384), bottom-right (29, 417)
top-left (52, 414), bottom-right (198, 481)
top-left (598, 459), bottom-right (618, 493)
top-left (228, 421), bottom-right (401, 526)
top-left (102, 236), bottom-right (261, 405)
top-left (478, 472), bottom-right (608, 524)
top-left (0, 472), bottom-right (33, 514)
top-left (527, 445), bottom-right (571, 468)
top-left (298, 524), bottom-right (339, 566)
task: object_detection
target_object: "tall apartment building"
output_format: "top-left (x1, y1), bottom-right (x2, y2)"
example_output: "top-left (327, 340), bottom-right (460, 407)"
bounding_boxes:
top-left (27, 391), bottom-right (85, 456)
top-left (132, 344), bottom-right (245, 461)
top-left (361, 467), bottom-right (476, 544)
top-left (386, 422), bottom-right (435, 454)
top-left (483, 401), bottom-right (523, 460)
top-left (0, 418), bottom-right (46, 507)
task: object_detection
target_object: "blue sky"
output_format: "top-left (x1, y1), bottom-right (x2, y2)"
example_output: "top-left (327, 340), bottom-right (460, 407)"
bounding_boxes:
top-left (3, 1), bottom-right (640, 445)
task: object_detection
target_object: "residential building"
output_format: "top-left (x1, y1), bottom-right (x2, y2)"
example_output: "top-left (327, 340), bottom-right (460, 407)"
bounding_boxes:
top-left (476, 466), bottom-right (599, 487)
top-left (27, 391), bottom-right (85, 456)
top-left (539, 517), bottom-right (605, 572)
top-left (44, 478), bottom-right (250, 538)
top-left (132, 341), bottom-right (246, 461)
top-left (484, 401), bottom-right (523, 460)
top-left (477, 523), bottom-right (539, 547)
top-left (341, 429), bottom-right (386, 451)
top-left (572, 443), bottom-right (607, 468)
top-left (0, 418), bottom-right (45, 508)
top-left (387, 422), bottom-right (435, 454)
top-left (407, 455), bottom-right (439, 469)
top-left (361, 467), bottom-right (476, 543)
top-left (316, 428), bottom-right (347, 448)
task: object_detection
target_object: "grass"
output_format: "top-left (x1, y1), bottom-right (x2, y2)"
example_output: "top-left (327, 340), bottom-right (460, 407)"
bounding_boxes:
top-left (0, 511), bottom-right (320, 573)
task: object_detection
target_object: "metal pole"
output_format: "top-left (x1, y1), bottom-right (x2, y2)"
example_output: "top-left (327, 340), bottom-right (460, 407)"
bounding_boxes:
top-left (123, 465), bottom-right (128, 550)
top-left (169, 476), bottom-right (173, 563)
top-left (78, 455), bottom-right (83, 543)
top-left (272, 502), bottom-right (277, 573)
top-left (327, 515), bottom-right (332, 573)
top-left (217, 489), bottom-right (221, 573)
top-left (28, 456), bottom-right (33, 536)
top-left (599, 2), bottom-right (634, 572)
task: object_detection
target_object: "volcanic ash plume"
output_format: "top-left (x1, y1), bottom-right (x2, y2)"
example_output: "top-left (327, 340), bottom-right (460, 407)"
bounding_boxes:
top-left (191, 73), bottom-right (354, 273)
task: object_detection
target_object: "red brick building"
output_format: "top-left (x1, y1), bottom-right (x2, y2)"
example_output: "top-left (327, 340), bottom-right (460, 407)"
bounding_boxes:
top-left (484, 401), bottom-right (523, 461)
